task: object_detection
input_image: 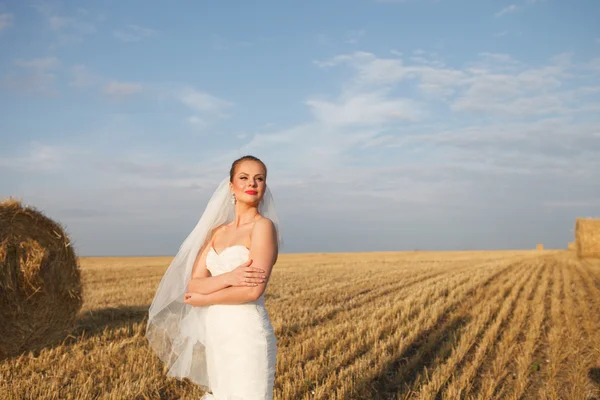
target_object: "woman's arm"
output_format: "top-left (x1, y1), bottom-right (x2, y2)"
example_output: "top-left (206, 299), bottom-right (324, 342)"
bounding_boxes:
top-left (185, 218), bottom-right (278, 306)
top-left (187, 226), bottom-right (232, 295)
top-left (187, 225), bottom-right (268, 295)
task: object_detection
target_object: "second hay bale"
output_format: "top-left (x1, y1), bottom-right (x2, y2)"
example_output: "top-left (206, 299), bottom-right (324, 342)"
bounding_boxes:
top-left (0, 198), bottom-right (83, 359)
top-left (575, 218), bottom-right (600, 259)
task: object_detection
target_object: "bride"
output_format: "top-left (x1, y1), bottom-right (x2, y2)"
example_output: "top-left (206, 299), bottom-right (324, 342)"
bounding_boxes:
top-left (146, 155), bottom-right (283, 400)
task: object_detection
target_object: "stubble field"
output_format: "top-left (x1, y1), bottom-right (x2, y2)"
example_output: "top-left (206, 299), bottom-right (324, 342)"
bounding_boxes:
top-left (1, 250), bottom-right (600, 399)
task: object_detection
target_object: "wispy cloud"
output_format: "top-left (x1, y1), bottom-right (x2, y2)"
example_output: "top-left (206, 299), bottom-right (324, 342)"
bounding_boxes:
top-left (180, 88), bottom-right (233, 115)
top-left (306, 90), bottom-right (422, 127)
top-left (113, 25), bottom-right (156, 42)
top-left (69, 64), bottom-right (100, 88)
top-left (495, 4), bottom-right (519, 17)
top-left (67, 65), bottom-right (143, 97)
top-left (68, 65), bottom-right (149, 101)
top-left (315, 51), bottom-right (466, 97)
top-left (0, 12), bottom-right (13, 32)
top-left (0, 141), bottom-right (88, 173)
top-left (33, 4), bottom-right (99, 46)
top-left (583, 57), bottom-right (600, 73)
top-left (14, 57), bottom-right (60, 69)
top-left (177, 87), bottom-right (234, 129)
top-left (210, 34), bottom-right (253, 50)
top-left (187, 116), bottom-right (208, 130)
top-left (102, 81), bottom-right (143, 97)
top-left (2, 57), bottom-right (60, 95)
top-left (409, 49), bottom-right (445, 68)
top-left (314, 50), bottom-right (585, 117)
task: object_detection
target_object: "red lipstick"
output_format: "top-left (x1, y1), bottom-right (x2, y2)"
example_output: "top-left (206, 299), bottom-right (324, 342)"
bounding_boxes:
top-left (245, 190), bottom-right (258, 195)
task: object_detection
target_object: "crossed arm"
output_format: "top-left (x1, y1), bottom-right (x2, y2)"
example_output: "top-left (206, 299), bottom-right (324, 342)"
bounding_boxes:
top-left (184, 218), bottom-right (278, 306)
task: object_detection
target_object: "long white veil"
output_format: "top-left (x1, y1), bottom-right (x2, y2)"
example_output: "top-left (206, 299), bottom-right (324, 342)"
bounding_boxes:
top-left (145, 176), bottom-right (283, 388)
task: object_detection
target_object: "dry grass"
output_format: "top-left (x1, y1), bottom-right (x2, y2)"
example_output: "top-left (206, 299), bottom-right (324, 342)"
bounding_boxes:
top-left (0, 199), bottom-right (83, 360)
top-left (1, 250), bottom-right (599, 399)
top-left (576, 218), bottom-right (600, 259)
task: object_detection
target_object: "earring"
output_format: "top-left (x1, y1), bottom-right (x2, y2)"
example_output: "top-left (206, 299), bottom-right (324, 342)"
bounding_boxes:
top-left (231, 193), bottom-right (236, 205)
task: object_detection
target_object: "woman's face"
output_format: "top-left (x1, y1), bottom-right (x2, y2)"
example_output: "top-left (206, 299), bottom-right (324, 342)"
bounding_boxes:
top-left (230, 160), bottom-right (267, 206)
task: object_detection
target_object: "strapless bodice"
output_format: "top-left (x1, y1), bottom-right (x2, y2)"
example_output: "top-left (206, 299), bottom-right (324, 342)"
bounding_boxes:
top-left (206, 245), bottom-right (250, 276)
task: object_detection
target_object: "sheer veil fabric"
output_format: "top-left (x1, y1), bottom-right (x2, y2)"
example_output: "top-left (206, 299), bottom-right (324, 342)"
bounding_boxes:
top-left (145, 176), bottom-right (283, 390)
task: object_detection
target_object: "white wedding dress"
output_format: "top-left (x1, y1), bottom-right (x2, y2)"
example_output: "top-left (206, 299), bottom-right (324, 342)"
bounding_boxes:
top-left (197, 245), bottom-right (277, 400)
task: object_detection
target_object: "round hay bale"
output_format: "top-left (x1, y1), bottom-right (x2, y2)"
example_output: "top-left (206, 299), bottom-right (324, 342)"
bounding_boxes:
top-left (575, 217), bottom-right (600, 259)
top-left (0, 198), bottom-right (83, 359)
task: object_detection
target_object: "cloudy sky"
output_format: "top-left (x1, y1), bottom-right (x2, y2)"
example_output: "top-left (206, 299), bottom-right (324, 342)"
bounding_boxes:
top-left (1, 0), bottom-right (599, 256)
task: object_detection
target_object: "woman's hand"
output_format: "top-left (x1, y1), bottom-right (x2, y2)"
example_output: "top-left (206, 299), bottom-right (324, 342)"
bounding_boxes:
top-left (225, 259), bottom-right (267, 287)
top-left (184, 292), bottom-right (208, 306)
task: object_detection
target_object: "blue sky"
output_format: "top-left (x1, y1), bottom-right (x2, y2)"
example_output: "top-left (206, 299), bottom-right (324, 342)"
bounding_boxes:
top-left (1, 0), bottom-right (599, 256)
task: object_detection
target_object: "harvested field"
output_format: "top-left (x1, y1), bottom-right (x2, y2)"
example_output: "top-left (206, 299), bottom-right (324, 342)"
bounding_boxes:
top-left (1, 250), bottom-right (599, 399)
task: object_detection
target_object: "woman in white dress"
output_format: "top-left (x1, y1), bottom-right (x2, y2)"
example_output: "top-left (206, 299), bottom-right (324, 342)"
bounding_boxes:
top-left (146, 155), bottom-right (283, 400)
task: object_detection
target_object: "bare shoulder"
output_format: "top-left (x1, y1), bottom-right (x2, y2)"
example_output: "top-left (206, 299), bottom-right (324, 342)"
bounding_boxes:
top-left (253, 217), bottom-right (276, 235)
top-left (251, 217), bottom-right (277, 247)
top-left (256, 216), bottom-right (275, 228)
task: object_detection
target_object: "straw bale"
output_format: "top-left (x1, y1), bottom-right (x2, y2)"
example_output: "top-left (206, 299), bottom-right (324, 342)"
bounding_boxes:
top-left (575, 218), bottom-right (600, 259)
top-left (0, 198), bottom-right (83, 359)
top-left (567, 242), bottom-right (575, 250)
top-left (536, 243), bottom-right (544, 251)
